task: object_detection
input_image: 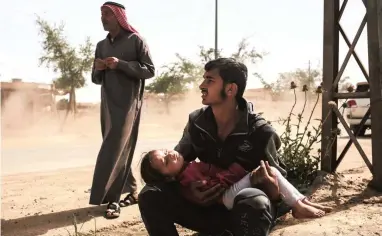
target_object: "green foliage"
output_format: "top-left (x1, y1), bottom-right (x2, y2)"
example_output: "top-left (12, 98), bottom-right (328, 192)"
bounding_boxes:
top-left (271, 82), bottom-right (326, 189)
top-left (338, 76), bottom-right (352, 92)
top-left (56, 98), bottom-right (69, 110)
top-left (145, 63), bottom-right (191, 113)
top-left (260, 61), bottom-right (352, 101)
top-left (36, 16), bottom-right (94, 113)
top-left (260, 62), bottom-right (322, 100)
top-left (173, 53), bottom-right (205, 87)
top-left (259, 73), bottom-right (290, 100)
top-left (146, 37), bottom-right (266, 113)
top-left (197, 38), bottom-right (264, 65)
top-left (230, 38), bottom-right (265, 64)
top-left (146, 64), bottom-right (190, 95)
top-left (196, 37), bottom-right (265, 82)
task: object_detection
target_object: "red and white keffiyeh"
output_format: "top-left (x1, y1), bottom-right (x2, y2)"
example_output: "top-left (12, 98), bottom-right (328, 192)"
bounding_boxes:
top-left (101, 2), bottom-right (140, 35)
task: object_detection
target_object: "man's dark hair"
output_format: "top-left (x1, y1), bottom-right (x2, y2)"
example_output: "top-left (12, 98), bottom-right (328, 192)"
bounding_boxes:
top-left (140, 151), bottom-right (167, 185)
top-left (204, 58), bottom-right (248, 100)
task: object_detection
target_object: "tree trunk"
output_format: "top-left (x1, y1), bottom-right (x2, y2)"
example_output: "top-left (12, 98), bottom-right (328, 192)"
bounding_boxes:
top-left (165, 101), bottom-right (170, 114)
top-left (68, 86), bottom-right (76, 114)
top-left (164, 95), bottom-right (172, 114)
top-left (60, 86), bottom-right (76, 132)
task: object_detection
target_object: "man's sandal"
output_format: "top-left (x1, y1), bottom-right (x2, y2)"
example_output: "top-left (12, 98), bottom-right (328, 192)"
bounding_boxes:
top-left (105, 202), bottom-right (121, 219)
top-left (119, 193), bottom-right (138, 207)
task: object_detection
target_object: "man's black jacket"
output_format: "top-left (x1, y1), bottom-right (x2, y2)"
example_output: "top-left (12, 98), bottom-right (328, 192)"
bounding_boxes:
top-left (174, 98), bottom-right (287, 176)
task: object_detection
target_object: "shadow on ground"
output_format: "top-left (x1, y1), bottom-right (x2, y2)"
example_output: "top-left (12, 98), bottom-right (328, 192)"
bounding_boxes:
top-left (1, 205), bottom-right (104, 236)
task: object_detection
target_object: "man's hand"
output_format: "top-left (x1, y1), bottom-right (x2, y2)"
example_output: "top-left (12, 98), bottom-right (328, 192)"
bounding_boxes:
top-left (95, 58), bottom-right (106, 71)
top-left (250, 160), bottom-right (280, 201)
top-left (187, 180), bottom-right (226, 206)
top-left (105, 57), bottom-right (119, 69)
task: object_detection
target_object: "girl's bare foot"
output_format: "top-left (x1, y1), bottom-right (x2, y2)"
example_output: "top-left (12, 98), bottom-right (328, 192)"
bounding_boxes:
top-left (302, 198), bottom-right (333, 213)
top-left (292, 200), bottom-right (325, 219)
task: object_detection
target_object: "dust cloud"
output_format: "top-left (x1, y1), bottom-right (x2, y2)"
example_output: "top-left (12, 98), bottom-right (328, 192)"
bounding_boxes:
top-left (1, 88), bottom-right (323, 149)
top-left (1, 91), bottom-right (101, 147)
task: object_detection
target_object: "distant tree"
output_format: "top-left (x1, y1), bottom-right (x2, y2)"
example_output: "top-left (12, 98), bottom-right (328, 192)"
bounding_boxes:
top-left (145, 64), bottom-right (190, 113)
top-left (146, 37), bottom-right (265, 113)
top-left (338, 76), bottom-right (352, 92)
top-left (56, 98), bottom-right (69, 110)
top-left (198, 46), bottom-right (222, 64)
top-left (198, 38), bottom-right (264, 65)
top-left (293, 67), bottom-right (321, 93)
top-left (260, 61), bottom-right (322, 100)
top-left (172, 53), bottom-right (204, 89)
top-left (177, 37), bottom-right (265, 87)
top-left (36, 16), bottom-right (94, 114)
top-left (260, 73), bottom-right (291, 100)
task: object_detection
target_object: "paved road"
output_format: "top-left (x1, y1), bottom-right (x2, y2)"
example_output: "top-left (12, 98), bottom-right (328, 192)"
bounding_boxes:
top-left (1, 139), bottom-right (177, 175)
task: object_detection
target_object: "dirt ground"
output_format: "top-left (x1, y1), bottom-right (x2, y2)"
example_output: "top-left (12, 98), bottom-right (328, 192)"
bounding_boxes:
top-left (1, 91), bottom-right (381, 236)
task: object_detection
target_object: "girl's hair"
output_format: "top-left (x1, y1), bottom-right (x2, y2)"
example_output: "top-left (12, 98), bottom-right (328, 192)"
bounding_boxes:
top-left (140, 151), bottom-right (168, 185)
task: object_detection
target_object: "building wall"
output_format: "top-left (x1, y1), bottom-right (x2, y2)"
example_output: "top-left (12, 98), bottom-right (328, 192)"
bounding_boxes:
top-left (0, 80), bottom-right (54, 109)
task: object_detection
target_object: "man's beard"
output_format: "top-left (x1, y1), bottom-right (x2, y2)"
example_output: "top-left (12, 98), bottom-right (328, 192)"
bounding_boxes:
top-left (102, 22), bottom-right (110, 31)
top-left (102, 22), bottom-right (118, 32)
top-left (209, 88), bottom-right (227, 106)
top-left (220, 88), bottom-right (227, 100)
top-left (201, 88), bottom-right (227, 105)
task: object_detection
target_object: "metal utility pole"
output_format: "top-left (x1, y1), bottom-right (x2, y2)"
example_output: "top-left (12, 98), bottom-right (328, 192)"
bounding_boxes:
top-left (214, 0), bottom-right (218, 59)
top-left (321, 0), bottom-right (382, 191)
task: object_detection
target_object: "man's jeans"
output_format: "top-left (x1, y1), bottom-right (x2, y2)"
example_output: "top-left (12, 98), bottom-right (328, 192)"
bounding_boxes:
top-left (138, 182), bottom-right (280, 236)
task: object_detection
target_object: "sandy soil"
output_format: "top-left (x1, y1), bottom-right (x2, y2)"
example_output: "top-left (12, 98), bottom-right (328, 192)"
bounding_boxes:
top-left (2, 166), bottom-right (380, 236)
top-left (1, 92), bottom-right (381, 236)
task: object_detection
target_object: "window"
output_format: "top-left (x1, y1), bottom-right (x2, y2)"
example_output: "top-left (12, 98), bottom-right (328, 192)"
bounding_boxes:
top-left (355, 83), bottom-right (369, 92)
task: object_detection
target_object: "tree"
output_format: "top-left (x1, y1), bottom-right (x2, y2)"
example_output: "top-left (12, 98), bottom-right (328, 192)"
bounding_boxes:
top-left (259, 73), bottom-right (291, 100)
top-left (146, 37), bottom-right (265, 113)
top-left (56, 98), bottom-right (69, 110)
top-left (181, 37), bottom-right (265, 87)
top-left (260, 61), bottom-right (322, 100)
top-left (36, 16), bottom-right (94, 114)
top-left (260, 61), bottom-right (354, 101)
top-left (172, 53), bottom-right (204, 89)
top-left (197, 38), bottom-right (264, 64)
top-left (145, 64), bottom-right (190, 113)
top-left (338, 76), bottom-right (352, 92)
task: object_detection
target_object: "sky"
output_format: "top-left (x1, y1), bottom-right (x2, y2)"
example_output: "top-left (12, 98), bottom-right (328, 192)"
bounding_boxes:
top-left (0, 0), bottom-right (369, 102)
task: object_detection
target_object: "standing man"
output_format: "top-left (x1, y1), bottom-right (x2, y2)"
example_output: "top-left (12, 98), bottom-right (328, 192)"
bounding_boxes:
top-left (138, 58), bottom-right (287, 235)
top-left (90, 1), bottom-right (155, 219)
